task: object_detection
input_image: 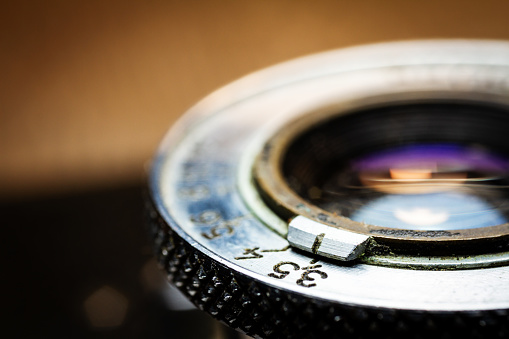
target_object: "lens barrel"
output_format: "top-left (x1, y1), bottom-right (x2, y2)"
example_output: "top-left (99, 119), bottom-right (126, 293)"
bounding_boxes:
top-left (147, 40), bottom-right (509, 338)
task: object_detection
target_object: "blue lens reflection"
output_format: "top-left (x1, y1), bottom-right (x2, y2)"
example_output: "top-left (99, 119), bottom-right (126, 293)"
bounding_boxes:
top-left (342, 143), bottom-right (509, 230)
top-left (350, 192), bottom-right (507, 230)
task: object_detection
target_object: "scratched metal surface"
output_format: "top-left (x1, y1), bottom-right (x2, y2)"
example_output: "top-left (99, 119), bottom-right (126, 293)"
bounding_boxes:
top-left (150, 40), bottom-right (509, 312)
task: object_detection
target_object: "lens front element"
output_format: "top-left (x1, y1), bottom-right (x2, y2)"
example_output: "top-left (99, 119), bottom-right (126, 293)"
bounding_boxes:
top-left (326, 143), bottom-right (509, 230)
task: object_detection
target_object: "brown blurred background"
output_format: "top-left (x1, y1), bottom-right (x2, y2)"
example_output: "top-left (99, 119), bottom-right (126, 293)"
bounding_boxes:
top-left (3, 0), bottom-right (509, 199)
top-left (2, 1), bottom-right (509, 338)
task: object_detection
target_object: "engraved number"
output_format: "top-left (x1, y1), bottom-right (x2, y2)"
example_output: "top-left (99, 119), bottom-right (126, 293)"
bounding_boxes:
top-left (201, 224), bottom-right (234, 239)
top-left (235, 247), bottom-right (263, 260)
top-left (234, 245), bottom-right (290, 260)
top-left (296, 269), bottom-right (328, 288)
top-left (191, 210), bottom-right (221, 224)
top-left (190, 210), bottom-right (246, 240)
top-left (268, 261), bottom-right (300, 279)
top-left (267, 260), bottom-right (328, 287)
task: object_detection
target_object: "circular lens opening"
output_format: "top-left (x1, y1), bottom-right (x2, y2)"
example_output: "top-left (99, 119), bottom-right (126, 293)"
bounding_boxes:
top-left (281, 101), bottom-right (509, 231)
top-left (321, 143), bottom-right (509, 230)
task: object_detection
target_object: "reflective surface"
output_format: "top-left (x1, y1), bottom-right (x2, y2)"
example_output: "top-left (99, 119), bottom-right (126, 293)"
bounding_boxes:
top-left (317, 144), bottom-right (509, 230)
top-left (351, 192), bottom-right (507, 230)
top-left (153, 41), bottom-right (509, 312)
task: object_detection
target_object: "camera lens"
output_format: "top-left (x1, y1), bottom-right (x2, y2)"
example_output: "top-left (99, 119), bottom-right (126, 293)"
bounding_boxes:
top-left (257, 100), bottom-right (509, 258)
top-left (277, 102), bottom-right (509, 232)
top-left (147, 40), bottom-right (509, 338)
top-left (348, 143), bottom-right (508, 230)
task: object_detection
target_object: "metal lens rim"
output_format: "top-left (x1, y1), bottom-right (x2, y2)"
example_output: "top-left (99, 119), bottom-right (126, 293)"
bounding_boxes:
top-left (252, 94), bottom-right (509, 263)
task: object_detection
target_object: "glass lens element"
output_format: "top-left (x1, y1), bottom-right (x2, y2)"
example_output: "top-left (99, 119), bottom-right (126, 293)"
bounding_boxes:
top-left (350, 192), bottom-right (506, 230)
top-left (318, 144), bottom-right (509, 230)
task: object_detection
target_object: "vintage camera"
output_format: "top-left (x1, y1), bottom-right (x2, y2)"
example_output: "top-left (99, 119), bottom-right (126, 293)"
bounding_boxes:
top-left (147, 40), bottom-right (509, 338)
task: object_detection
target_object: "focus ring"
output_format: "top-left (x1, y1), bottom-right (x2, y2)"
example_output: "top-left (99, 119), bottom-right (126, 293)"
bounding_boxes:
top-left (146, 198), bottom-right (509, 339)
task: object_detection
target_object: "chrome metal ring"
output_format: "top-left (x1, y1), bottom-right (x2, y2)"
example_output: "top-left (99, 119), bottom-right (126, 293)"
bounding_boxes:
top-left (148, 40), bottom-right (509, 338)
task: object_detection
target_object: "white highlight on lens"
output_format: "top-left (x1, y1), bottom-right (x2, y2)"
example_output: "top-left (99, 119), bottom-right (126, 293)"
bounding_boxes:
top-left (394, 208), bottom-right (449, 226)
top-left (350, 192), bottom-right (507, 230)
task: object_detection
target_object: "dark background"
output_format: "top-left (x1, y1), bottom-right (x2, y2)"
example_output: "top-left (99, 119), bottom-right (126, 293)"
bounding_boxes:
top-left (3, 1), bottom-right (509, 337)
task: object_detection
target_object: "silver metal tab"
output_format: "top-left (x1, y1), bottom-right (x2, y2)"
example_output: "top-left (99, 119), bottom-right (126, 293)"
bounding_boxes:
top-left (288, 216), bottom-right (370, 261)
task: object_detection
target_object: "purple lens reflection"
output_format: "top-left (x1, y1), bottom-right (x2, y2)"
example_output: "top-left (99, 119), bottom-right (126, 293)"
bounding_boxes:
top-left (342, 143), bottom-right (509, 230)
top-left (353, 144), bottom-right (509, 174)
